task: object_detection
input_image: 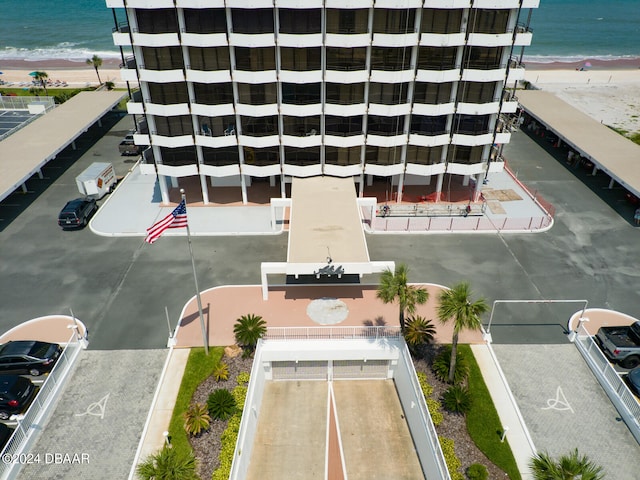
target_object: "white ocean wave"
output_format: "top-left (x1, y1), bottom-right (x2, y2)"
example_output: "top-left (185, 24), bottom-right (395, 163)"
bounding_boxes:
top-left (0, 46), bottom-right (120, 62)
top-left (523, 54), bottom-right (640, 63)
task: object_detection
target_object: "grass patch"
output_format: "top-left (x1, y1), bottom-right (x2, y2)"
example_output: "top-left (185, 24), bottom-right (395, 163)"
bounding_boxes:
top-left (462, 345), bottom-right (521, 480)
top-left (168, 347), bottom-right (224, 457)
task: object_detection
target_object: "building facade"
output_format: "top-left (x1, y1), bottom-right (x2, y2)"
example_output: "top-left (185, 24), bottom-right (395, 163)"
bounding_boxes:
top-left (106, 0), bottom-right (538, 204)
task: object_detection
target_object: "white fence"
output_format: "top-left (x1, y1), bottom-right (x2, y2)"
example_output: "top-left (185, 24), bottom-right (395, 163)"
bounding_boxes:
top-left (0, 332), bottom-right (85, 480)
top-left (263, 325), bottom-right (401, 341)
top-left (573, 325), bottom-right (640, 444)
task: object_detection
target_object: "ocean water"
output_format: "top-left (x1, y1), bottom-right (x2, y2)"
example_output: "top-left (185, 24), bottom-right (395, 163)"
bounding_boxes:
top-left (0, 0), bottom-right (638, 63)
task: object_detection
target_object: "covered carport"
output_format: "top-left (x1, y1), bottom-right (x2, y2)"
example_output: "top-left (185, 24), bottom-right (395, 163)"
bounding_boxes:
top-left (517, 90), bottom-right (640, 200)
top-left (0, 90), bottom-right (126, 203)
top-left (261, 176), bottom-right (393, 299)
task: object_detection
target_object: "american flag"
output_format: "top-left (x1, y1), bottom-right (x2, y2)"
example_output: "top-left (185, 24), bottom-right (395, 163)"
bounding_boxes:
top-left (145, 200), bottom-right (188, 244)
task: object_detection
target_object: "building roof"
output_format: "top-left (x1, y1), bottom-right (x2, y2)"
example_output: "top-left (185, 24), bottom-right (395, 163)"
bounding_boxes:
top-left (517, 89), bottom-right (640, 198)
top-left (0, 90), bottom-right (126, 203)
top-left (288, 176), bottom-right (370, 265)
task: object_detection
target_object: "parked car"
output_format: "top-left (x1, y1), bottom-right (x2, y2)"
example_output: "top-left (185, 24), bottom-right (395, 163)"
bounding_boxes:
top-left (0, 423), bottom-right (13, 451)
top-left (595, 321), bottom-right (640, 369)
top-left (57, 197), bottom-right (98, 229)
top-left (0, 341), bottom-right (62, 376)
top-left (626, 366), bottom-right (640, 396)
top-left (0, 375), bottom-right (37, 420)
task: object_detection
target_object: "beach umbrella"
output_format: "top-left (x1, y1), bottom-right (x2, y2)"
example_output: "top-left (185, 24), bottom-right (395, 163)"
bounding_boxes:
top-left (583, 61), bottom-right (592, 68)
top-left (28, 71), bottom-right (38, 77)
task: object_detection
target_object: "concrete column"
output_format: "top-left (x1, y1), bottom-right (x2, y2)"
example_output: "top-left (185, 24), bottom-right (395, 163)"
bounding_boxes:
top-left (170, 177), bottom-right (178, 188)
top-left (435, 173), bottom-right (444, 202)
top-left (396, 174), bottom-right (404, 203)
top-left (462, 175), bottom-right (470, 187)
top-left (591, 165), bottom-right (598, 176)
top-left (199, 174), bottom-right (209, 204)
top-left (473, 173), bottom-right (482, 201)
top-left (270, 175), bottom-right (276, 187)
top-left (37, 169), bottom-right (44, 179)
top-left (240, 175), bottom-right (248, 204)
top-left (158, 175), bottom-right (170, 204)
top-left (608, 178), bottom-right (615, 189)
top-left (280, 173), bottom-right (286, 198)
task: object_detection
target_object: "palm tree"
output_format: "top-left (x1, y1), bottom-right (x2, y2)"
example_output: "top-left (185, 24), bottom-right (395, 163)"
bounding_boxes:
top-left (33, 71), bottom-right (49, 96)
top-left (86, 54), bottom-right (103, 84)
top-left (437, 282), bottom-right (488, 383)
top-left (376, 264), bottom-right (429, 331)
top-left (404, 315), bottom-right (436, 348)
top-left (233, 314), bottom-right (267, 356)
top-left (530, 449), bottom-right (604, 480)
top-left (136, 445), bottom-right (198, 480)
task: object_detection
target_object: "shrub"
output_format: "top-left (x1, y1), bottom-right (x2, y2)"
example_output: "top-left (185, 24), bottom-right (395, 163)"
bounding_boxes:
top-left (443, 385), bottom-right (473, 414)
top-left (207, 389), bottom-right (236, 421)
top-left (236, 372), bottom-right (250, 385)
top-left (213, 362), bottom-right (229, 382)
top-left (432, 346), bottom-right (470, 384)
top-left (404, 315), bottom-right (436, 347)
top-left (212, 415), bottom-right (242, 480)
top-left (234, 314), bottom-right (267, 357)
top-left (427, 398), bottom-right (444, 426)
top-left (136, 445), bottom-right (198, 480)
top-left (466, 463), bottom-right (489, 480)
top-left (232, 385), bottom-right (248, 412)
top-left (183, 402), bottom-right (211, 437)
top-left (438, 437), bottom-right (464, 480)
top-left (416, 371), bottom-right (433, 397)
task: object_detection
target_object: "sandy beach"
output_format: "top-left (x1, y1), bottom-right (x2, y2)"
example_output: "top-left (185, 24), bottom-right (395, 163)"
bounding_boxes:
top-left (2, 56), bottom-right (639, 134)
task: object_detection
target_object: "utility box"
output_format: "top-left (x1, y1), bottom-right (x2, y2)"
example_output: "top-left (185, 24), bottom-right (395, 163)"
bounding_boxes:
top-left (75, 162), bottom-right (117, 199)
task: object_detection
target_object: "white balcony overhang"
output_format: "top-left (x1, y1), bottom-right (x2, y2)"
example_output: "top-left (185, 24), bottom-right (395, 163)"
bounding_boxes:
top-left (195, 134), bottom-right (237, 148)
top-left (138, 68), bottom-right (184, 83)
top-left (120, 68), bottom-right (138, 82)
top-left (278, 34), bottom-right (323, 48)
top-left (494, 132), bottom-right (512, 144)
top-left (282, 135), bottom-right (322, 148)
top-left (278, 70), bottom-right (322, 84)
top-left (324, 134), bottom-right (365, 148)
top-left (112, 32), bottom-right (131, 46)
top-left (456, 101), bottom-right (500, 116)
top-left (157, 164), bottom-right (199, 177)
top-left (419, 33), bottom-right (465, 47)
top-left (241, 163), bottom-right (281, 177)
top-left (323, 164), bottom-right (363, 177)
top-left (488, 161), bottom-right (505, 173)
top-left (500, 100), bottom-right (518, 114)
top-left (186, 69), bottom-right (231, 84)
top-left (276, 0), bottom-right (323, 6)
top-left (133, 133), bottom-right (150, 145)
top-left (461, 68), bottom-right (506, 82)
top-left (145, 103), bottom-right (190, 116)
top-left (280, 103), bottom-right (323, 116)
top-left (372, 33), bottom-right (419, 48)
top-left (368, 103), bottom-right (411, 117)
top-left (405, 162), bottom-right (447, 176)
top-left (507, 67), bottom-right (526, 82)
top-left (131, 33), bottom-right (180, 47)
top-left (474, 0), bottom-right (520, 7)
top-left (232, 70), bottom-right (278, 84)
top-left (445, 162), bottom-right (485, 175)
top-left (228, 33), bottom-right (275, 48)
top-left (181, 33), bottom-right (227, 47)
top-left (374, 0), bottom-right (422, 7)
top-left (176, 0), bottom-right (225, 7)
top-left (325, 34), bottom-right (371, 48)
top-left (324, 103), bottom-right (367, 117)
top-left (238, 135), bottom-right (280, 148)
top-left (370, 69), bottom-right (415, 84)
top-left (466, 33), bottom-right (513, 47)
top-left (412, 102), bottom-right (455, 116)
top-left (191, 103), bottom-right (235, 117)
top-left (366, 134), bottom-right (407, 148)
top-left (325, 0), bottom-right (373, 7)
top-left (364, 163), bottom-right (404, 176)
top-left (151, 134), bottom-right (194, 148)
top-left (199, 163), bottom-right (240, 177)
top-left (514, 32), bottom-right (533, 47)
top-left (236, 103), bottom-right (278, 117)
top-left (125, 0), bottom-right (173, 6)
top-left (451, 132), bottom-right (494, 146)
top-left (282, 164), bottom-right (322, 177)
top-left (416, 69), bottom-right (460, 83)
top-left (408, 133), bottom-right (450, 147)
top-left (325, 70), bottom-right (369, 84)
top-left (126, 101), bottom-right (144, 115)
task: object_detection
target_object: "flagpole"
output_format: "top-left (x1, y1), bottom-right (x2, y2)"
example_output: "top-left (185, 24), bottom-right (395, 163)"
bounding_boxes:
top-left (181, 189), bottom-right (209, 355)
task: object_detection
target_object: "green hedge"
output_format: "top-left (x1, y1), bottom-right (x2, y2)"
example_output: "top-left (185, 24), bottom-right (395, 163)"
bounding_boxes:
top-left (463, 345), bottom-right (521, 480)
top-left (168, 347), bottom-right (224, 458)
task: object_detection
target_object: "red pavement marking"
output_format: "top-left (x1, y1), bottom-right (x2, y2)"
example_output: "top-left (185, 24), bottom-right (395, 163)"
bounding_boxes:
top-left (174, 284), bottom-right (485, 348)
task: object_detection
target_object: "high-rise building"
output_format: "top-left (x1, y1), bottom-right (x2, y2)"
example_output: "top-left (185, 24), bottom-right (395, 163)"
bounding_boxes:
top-left (106, 0), bottom-right (537, 205)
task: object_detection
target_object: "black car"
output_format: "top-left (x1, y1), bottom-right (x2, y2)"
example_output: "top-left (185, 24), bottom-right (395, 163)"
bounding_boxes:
top-left (57, 197), bottom-right (98, 229)
top-left (0, 341), bottom-right (62, 376)
top-left (627, 366), bottom-right (640, 396)
top-left (0, 423), bottom-right (13, 451)
top-left (0, 375), bottom-right (37, 420)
